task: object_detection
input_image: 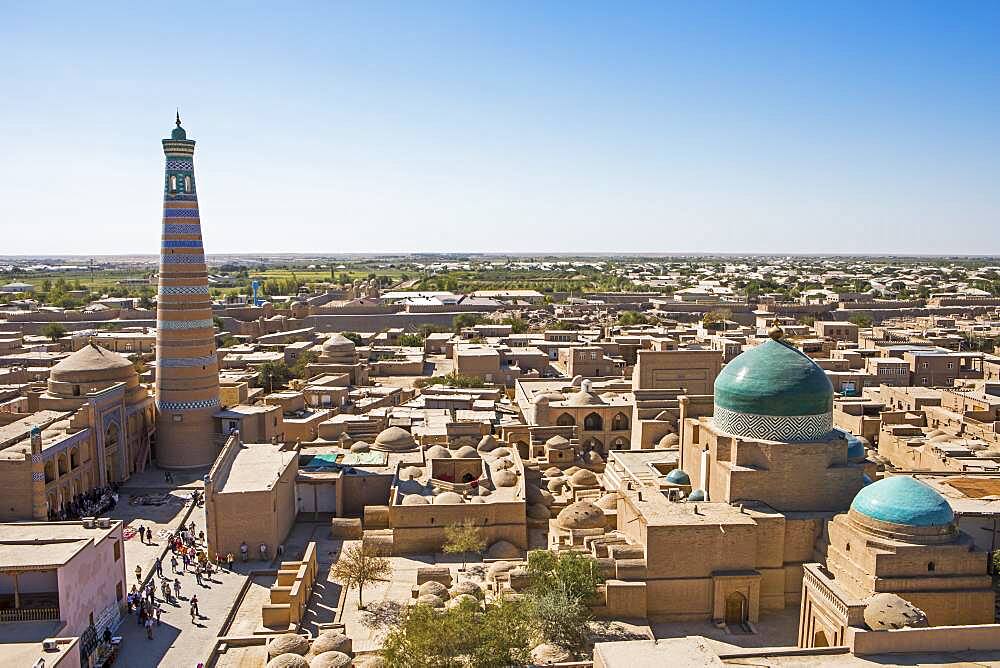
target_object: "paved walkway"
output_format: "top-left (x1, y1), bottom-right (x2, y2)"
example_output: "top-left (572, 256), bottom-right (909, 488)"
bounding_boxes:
top-left (108, 466), bottom-right (255, 667)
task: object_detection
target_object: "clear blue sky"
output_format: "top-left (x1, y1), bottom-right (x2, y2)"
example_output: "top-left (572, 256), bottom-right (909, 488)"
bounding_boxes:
top-left (4, 1), bottom-right (999, 255)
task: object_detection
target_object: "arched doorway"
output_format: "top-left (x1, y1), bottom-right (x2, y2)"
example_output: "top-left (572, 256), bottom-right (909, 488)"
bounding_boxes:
top-left (612, 412), bottom-right (629, 431)
top-left (556, 413), bottom-right (575, 427)
top-left (583, 412), bottom-right (603, 431)
top-left (724, 592), bottom-right (747, 626)
top-left (104, 423), bottom-right (120, 483)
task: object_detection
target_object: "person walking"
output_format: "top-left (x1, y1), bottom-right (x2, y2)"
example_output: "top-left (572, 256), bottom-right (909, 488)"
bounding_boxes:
top-left (144, 616), bottom-right (154, 639)
top-left (259, 542), bottom-right (268, 562)
top-left (189, 602), bottom-right (197, 623)
top-left (194, 566), bottom-right (202, 586)
top-left (155, 604), bottom-right (162, 626)
top-left (135, 564), bottom-right (142, 583)
top-left (161, 579), bottom-right (171, 603)
top-left (226, 552), bottom-right (235, 571)
top-left (170, 555), bottom-right (178, 574)
top-left (173, 578), bottom-right (181, 600)
top-left (190, 594), bottom-right (199, 617)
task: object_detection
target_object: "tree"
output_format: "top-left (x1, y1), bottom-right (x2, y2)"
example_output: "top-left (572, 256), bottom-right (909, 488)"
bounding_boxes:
top-left (380, 597), bottom-right (530, 668)
top-left (702, 308), bottom-right (732, 329)
top-left (42, 322), bottom-right (67, 342)
top-left (453, 313), bottom-right (483, 332)
top-left (523, 550), bottom-right (604, 654)
top-left (525, 549), bottom-right (603, 602)
top-left (398, 333), bottom-right (424, 347)
top-left (617, 310), bottom-right (649, 327)
top-left (257, 361), bottom-right (291, 393)
top-left (443, 520), bottom-right (486, 572)
top-left (290, 350), bottom-right (318, 379)
top-left (500, 316), bottom-right (529, 334)
top-left (525, 586), bottom-right (591, 651)
top-left (330, 543), bottom-right (392, 610)
top-left (342, 331), bottom-right (362, 345)
top-left (848, 314), bottom-right (873, 328)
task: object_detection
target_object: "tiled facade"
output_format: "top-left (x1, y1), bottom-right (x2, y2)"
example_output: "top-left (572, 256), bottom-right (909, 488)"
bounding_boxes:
top-left (154, 117), bottom-right (221, 468)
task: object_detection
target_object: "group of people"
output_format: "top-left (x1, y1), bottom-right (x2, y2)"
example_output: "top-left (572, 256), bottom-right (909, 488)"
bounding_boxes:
top-left (48, 484), bottom-right (119, 521)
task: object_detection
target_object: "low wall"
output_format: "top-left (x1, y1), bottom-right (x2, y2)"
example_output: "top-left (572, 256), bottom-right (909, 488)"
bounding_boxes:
top-left (847, 623), bottom-right (1000, 655)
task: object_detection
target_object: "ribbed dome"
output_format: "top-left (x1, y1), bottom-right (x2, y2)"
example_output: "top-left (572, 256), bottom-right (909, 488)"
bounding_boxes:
top-left (850, 476), bottom-right (954, 527)
top-left (713, 338), bottom-right (833, 442)
top-left (322, 333), bottom-right (356, 352)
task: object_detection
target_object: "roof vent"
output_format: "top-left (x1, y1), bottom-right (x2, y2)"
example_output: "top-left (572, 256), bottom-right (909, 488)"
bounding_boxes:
top-left (96, 517), bottom-right (111, 529)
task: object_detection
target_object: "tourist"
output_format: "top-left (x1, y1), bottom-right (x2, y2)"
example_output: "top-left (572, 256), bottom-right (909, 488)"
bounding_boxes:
top-left (240, 541), bottom-right (248, 562)
top-left (155, 604), bottom-right (162, 625)
top-left (226, 552), bottom-right (235, 570)
top-left (154, 556), bottom-right (163, 577)
top-left (161, 579), bottom-right (171, 603)
top-left (195, 566), bottom-right (202, 586)
top-left (198, 530), bottom-right (205, 544)
top-left (170, 555), bottom-right (178, 573)
top-left (144, 616), bottom-right (154, 639)
top-left (190, 594), bottom-right (199, 617)
top-left (135, 564), bottom-right (142, 582)
top-left (173, 578), bottom-right (181, 600)
top-left (259, 542), bottom-right (268, 561)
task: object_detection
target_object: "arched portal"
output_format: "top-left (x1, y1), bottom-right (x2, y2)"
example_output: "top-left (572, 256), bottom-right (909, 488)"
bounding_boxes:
top-left (556, 413), bottom-right (575, 427)
top-left (583, 412), bottom-right (603, 431)
top-left (724, 592), bottom-right (747, 626)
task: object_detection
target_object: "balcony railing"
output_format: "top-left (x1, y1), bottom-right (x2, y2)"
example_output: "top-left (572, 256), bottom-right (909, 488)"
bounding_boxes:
top-left (0, 606), bottom-right (59, 623)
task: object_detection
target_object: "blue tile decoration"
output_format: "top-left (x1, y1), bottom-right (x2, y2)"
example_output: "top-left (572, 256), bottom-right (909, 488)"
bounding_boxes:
top-left (164, 208), bottom-right (200, 218)
top-left (158, 355), bottom-right (218, 368)
top-left (713, 406), bottom-right (832, 442)
top-left (161, 254), bottom-right (205, 264)
top-left (158, 285), bottom-right (210, 295)
top-left (157, 318), bottom-right (214, 330)
top-left (162, 223), bottom-right (201, 234)
top-left (156, 398), bottom-right (221, 412)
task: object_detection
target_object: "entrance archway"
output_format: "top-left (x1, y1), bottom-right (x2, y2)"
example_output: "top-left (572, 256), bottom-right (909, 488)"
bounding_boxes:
top-left (724, 592), bottom-right (747, 626)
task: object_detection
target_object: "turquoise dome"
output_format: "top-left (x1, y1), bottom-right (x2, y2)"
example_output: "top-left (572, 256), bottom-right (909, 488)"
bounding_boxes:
top-left (688, 488), bottom-right (705, 502)
top-left (715, 338), bottom-right (832, 416)
top-left (171, 125), bottom-right (187, 140)
top-left (713, 337), bottom-right (834, 442)
top-left (835, 429), bottom-right (867, 461)
top-left (665, 468), bottom-right (690, 485)
top-left (851, 476), bottom-right (954, 527)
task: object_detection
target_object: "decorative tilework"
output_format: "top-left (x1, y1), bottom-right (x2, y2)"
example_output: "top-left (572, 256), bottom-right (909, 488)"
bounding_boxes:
top-left (162, 239), bottom-right (203, 248)
top-left (30, 453), bottom-right (43, 464)
top-left (156, 398), bottom-right (220, 412)
top-left (158, 355), bottom-right (217, 368)
top-left (164, 193), bottom-right (198, 202)
top-left (157, 318), bottom-right (214, 330)
top-left (164, 208), bottom-right (200, 218)
top-left (713, 405), bottom-right (832, 443)
top-left (161, 254), bottom-right (205, 264)
top-left (32, 471), bottom-right (45, 481)
top-left (162, 223), bottom-right (201, 234)
top-left (158, 285), bottom-right (210, 296)
top-left (166, 159), bottom-right (193, 170)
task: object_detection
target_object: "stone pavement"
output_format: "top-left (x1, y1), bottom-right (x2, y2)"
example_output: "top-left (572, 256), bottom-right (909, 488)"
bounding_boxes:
top-left (110, 466), bottom-right (255, 667)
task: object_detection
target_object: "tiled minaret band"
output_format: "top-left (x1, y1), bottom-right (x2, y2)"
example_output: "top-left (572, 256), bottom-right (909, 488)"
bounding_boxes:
top-left (155, 114), bottom-right (221, 468)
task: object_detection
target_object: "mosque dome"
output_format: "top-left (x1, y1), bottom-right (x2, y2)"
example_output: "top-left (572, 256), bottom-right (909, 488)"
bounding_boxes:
top-left (373, 426), bottom-right (417, 452)
top-left (568, 469), bottom-right (599, 487)
top-left (713, 335), bottom-right (834, 442)
top-left (401, 494), bottom-right (428, 505)
top-left (850, 476), bottom-right (954, 527)
top-left (545, 435), bottom-right (573, 450)
top-left (477, 434), bottom-right (499, 452)
top-left (433, 491), bottom-right (464, 504)
top-left (50, 343), bottom-right (135, 384)
top-left (688, 488), bottom-right (706, 502)
top-left (454, 445), bottom-right (479, 459)
top-left (665, 468), bottom-right (691, 485)
top-left (425, 445), bottom-right (452, 460)
top-left (565, 389), bottom-right (605, 407)
top-left (555, 501), bottom-right (604, 530)
top-left (350, 441), bottom-right (370, 453)
top-left (309, 652), bottom-right (351, 668)
top-left (323, 333), bottom-right (356, 352)
top-left (171, 126), bottom-right (187, 141)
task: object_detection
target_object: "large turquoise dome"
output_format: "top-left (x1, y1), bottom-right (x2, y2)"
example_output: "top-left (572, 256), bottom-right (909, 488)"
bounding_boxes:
top-left (850, 476), bottom-right (954, 527)
top-left (713, 336), bottom-right (833, 442)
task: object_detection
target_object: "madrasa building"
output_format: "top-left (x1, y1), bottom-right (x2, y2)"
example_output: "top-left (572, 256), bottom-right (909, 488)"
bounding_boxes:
top-left (591, 326), bottom-right (993, 631)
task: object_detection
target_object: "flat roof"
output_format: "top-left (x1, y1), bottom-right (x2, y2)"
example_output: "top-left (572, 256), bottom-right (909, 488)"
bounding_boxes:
top-left (0, 521), bottom-right (119, 569)
top-left (214, 442), bottom-right (296, 493)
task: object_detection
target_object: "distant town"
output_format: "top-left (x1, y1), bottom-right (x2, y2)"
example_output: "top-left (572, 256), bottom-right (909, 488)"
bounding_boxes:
top-left (2, 121), bottom-right (999, 668)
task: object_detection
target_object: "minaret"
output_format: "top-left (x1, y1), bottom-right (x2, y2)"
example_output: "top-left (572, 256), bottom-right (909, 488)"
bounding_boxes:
top-left (155, 114), bottom-right (221, 468)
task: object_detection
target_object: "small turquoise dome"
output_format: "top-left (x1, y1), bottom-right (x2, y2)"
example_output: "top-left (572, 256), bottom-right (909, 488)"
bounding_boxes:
top-left (851, 476), bottom-right (953, 527)
top-left (836, 429), bottom-right (867, 461)
top-left (714, 337), bottom-right (834, 442)
top-left (688, 488), bottom-right (705, 502)
top-left (862, 473), bottom-right (873, 485)
top-left (171, 125), bottom-right (187, 140)
top-left (665, 468), bottom-right (691, 485)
